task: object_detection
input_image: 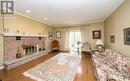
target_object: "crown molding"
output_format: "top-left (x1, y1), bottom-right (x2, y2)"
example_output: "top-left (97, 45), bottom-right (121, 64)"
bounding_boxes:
top-left (54, 20), bottom-right (104, 28)
top-left (15, 12), bottom-right (55, 27)
top-left (14, 12), bottom-right (104, 28)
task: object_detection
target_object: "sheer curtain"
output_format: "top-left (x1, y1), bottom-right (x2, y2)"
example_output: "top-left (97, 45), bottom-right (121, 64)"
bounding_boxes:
top-left (62, 27), bottom-right (87, 51)
top-left (62, 29), bottom-right (70, 51)
top-left (80, 27), bottom-right (86, 43)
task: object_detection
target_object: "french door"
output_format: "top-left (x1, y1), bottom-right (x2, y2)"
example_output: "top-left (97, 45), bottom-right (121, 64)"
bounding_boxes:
top-left (69, 30), bottom-right (81, 51)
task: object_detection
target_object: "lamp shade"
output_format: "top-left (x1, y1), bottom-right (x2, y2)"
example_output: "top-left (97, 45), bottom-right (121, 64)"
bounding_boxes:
top-left (96, 40), bottom-right (103, 45)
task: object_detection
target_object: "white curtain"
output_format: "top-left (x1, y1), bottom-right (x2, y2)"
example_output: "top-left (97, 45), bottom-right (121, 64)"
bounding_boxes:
top-left (62, 29), bottom-right (70, 51)
top-left (80, 27), bottom-right (86, 43)
top-left (62, 27), bottom-right (87, 51)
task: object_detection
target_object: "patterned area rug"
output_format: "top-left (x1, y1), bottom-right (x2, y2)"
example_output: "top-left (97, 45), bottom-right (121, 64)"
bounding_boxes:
top-left (23, 53), bottom-right (81, 81)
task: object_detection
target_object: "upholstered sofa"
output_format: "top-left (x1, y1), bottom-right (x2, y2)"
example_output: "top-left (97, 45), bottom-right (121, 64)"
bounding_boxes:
top-left (81, 42), bottom-right (91, 53)
top-left (92, 49), bottom-right (130, 81)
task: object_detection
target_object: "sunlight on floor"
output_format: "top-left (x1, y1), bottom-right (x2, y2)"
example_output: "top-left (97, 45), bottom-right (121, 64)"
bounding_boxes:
top-left (77, 66), bottom-right (82, 74)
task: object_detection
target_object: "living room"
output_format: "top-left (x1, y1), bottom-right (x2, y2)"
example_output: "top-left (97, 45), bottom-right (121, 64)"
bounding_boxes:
top-left (0, 0), bottom-right (130, 81)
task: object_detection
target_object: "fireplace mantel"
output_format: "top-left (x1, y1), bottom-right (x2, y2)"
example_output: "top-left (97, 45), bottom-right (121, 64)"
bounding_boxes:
top-left (1, 33), bottom-right (47, 37)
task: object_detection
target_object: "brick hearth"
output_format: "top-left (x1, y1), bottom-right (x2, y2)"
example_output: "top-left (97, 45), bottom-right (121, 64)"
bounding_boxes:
top-left (4, 36), bottom-right (45, 62)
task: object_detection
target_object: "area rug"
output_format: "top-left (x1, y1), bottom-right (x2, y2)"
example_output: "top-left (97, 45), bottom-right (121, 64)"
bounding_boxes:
top-left (23, 53), bottom-right (81, 81)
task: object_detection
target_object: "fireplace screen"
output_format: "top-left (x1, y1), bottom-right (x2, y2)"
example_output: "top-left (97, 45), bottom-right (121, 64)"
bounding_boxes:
top-left (23, 45), bottom-right (37, 55)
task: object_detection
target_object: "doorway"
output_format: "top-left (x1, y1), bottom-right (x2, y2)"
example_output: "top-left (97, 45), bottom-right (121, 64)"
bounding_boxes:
top-left (69, 30), bottom-right (81, 52)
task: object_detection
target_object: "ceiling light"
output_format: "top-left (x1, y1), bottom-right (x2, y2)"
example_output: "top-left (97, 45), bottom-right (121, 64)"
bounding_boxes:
top-left (44, 18), bottom-right (48, 20)
top-left (26, 10), bottom-right (31, 13)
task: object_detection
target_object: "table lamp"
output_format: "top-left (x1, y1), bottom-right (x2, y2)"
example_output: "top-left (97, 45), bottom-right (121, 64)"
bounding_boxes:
top-left (96, 39), bottom-right (104, 51)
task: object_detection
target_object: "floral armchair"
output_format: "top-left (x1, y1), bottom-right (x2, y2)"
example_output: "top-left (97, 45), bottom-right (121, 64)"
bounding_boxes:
top-left (81, 42), bottom-right (91, 53)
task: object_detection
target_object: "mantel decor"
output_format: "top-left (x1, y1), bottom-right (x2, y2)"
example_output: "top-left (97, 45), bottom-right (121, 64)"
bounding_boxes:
top-left (124, 27), bottom-right (130, 45)
top-left (93, 30), bottom-right (101, 39)
top-left (1, 33), bottom-right (47, 37)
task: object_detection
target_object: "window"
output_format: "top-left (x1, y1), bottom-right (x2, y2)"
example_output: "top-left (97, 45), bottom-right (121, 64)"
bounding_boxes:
top-left (69, 30), bottom-right (81, 51)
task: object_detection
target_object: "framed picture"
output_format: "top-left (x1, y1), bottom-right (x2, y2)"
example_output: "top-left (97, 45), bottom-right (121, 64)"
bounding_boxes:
top-left (124, 28), bottom-right (130, 45)
top-left (56, 31), bottom-right (61, 38)
top-left (48, 32), bottom-right (52, 39)
top-left (110, 35), bottom-right (115, 43)
top-left (93, 30), bottom-right (101, 39)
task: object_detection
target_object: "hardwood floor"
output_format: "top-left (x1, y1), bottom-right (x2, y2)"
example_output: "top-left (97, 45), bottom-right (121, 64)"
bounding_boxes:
top-left (0, 52), bottom-right (96, 81)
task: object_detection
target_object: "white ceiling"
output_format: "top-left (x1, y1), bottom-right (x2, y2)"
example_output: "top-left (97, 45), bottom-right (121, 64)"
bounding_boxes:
top-left (15, 0), bottom-right (124, 27)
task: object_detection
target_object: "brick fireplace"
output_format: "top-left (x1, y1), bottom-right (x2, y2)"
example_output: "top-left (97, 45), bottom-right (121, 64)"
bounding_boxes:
top-left (2, 33), bottom-right (47, 70)
top-left (4, 36), bottom-right (46, 61)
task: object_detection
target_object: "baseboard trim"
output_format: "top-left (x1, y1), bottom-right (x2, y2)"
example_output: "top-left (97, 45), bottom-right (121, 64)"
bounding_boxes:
top-left (0, 66), bottom-right (4, 70)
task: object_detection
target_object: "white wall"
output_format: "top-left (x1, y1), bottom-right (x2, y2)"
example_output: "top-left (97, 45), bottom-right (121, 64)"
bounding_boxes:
top-left (104, 0), bottom-right (130, 57)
